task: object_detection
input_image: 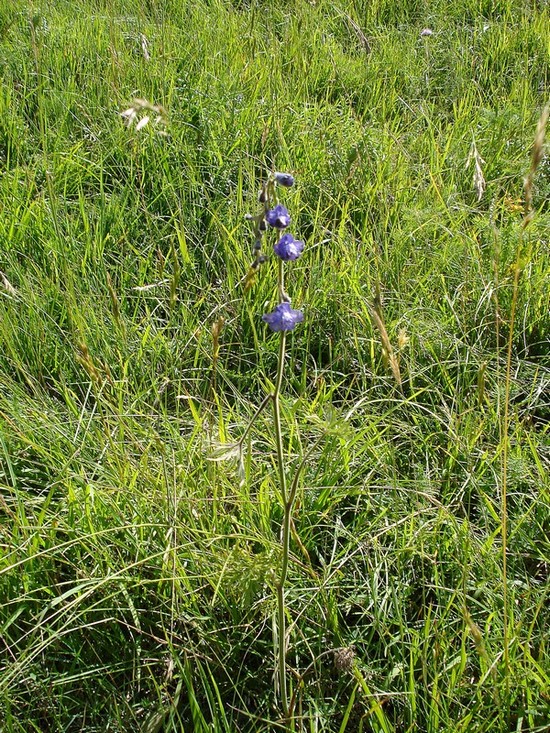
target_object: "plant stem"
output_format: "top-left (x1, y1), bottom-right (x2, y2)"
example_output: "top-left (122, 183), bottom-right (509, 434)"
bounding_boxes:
top-left (273, 333), bottom-right (288, 505)
top-left (501, 252), bottom-right (522, 725)
top-left (272, 247), bottom-right (295, 721)
top-left (278, 258), bottom-right (286, 304)
top-left (272, 329), bottom-right (289, 718)
top-left (499, 106), bottom-right (547, 722)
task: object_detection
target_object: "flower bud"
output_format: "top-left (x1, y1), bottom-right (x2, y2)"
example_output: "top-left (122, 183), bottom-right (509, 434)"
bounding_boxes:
top-left (274, 172), bottom-right (295, 187)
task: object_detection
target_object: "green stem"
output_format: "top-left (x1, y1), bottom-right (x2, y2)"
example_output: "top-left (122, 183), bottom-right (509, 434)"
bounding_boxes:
top-left (502, 255), bottom-right (522, 722)
top-left (276, 583), bottom-right (289, 720)
top-left (278, 258), bottom-right (285, 304)
top-left (272, 330), bottom-right (289, 718)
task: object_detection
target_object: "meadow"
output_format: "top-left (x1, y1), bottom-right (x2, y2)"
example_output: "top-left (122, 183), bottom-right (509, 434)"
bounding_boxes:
top-left (0, 0), bottom-right (549, 730)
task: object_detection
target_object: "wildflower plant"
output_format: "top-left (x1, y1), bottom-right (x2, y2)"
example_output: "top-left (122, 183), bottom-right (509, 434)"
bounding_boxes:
top-left (238, 171), bottom-right (305, 720)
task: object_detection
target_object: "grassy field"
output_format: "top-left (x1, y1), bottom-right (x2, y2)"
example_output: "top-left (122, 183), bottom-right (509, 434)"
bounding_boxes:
top-left (0, 0), bottom-right (549, 730)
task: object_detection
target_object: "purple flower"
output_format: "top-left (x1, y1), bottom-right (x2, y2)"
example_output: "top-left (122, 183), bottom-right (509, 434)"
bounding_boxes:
top-left (274, 233), bottom-right (304, 261)
top-left (262, 302), bottom-right (304, 331)
top-left (265, 204), bottom-right (291, 229)
top-left (274, 172), bottom-right (295, 187)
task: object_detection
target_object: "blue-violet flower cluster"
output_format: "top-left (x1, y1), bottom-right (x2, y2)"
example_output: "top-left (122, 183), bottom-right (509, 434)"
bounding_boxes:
top-left (245, 171), bottom-right (304, 331)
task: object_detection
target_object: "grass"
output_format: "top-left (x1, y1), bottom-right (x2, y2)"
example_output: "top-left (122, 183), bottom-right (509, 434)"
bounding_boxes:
top-left (0, 0), bottom-right (549, 730)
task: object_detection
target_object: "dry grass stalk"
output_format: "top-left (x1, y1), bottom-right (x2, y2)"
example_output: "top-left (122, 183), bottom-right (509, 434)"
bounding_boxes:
top-left (467, 137), bottom-right (486, 201)
top-left (140, 33), bottom-right (150, 61)
top-left (523, 103), bottom-right (549, 226)
top-left (0, 270), bottom-right (17, 296)
top-left (370, 294), bottom-right (402, 387)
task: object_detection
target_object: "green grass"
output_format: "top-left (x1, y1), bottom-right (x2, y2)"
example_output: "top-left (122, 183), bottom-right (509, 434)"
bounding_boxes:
top-left (0, 0), bottom-right (549, 730)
